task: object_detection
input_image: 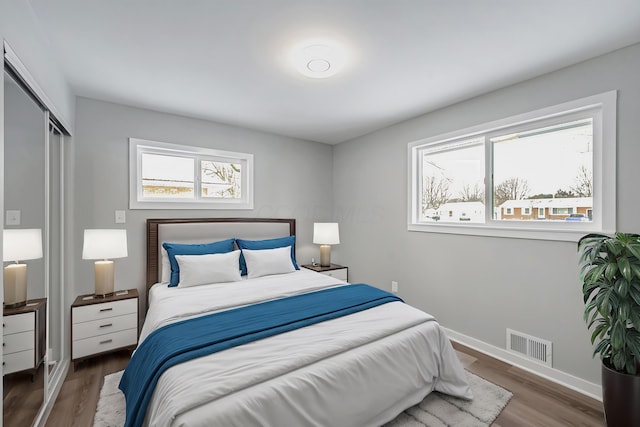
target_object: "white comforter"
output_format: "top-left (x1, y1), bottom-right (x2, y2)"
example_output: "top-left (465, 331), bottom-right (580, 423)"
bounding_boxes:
top-left (140, 269), bottom-right (472, 426)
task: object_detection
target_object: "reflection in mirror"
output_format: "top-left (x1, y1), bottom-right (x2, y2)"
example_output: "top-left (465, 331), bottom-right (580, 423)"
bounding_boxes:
top-left (3, 69), bottom-right (47, 425)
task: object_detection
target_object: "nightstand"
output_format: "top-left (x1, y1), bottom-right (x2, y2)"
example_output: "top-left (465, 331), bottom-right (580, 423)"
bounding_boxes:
top-left (3, 298), bottom-right (46, 378)
top-left (71, 289), bottom-right (138, 367)
top-left (301, 263), bottom-right (348, 281)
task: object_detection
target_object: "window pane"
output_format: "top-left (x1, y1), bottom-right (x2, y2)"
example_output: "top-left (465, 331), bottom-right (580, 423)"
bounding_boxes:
top-left (141, 153), bottom-right (194, 198)
top-left (420, 139), bottom-right (484, 223)
top-left (200, 161), bottom-right (242, 199)
top-left (492, 119), bottom-right (593, 222)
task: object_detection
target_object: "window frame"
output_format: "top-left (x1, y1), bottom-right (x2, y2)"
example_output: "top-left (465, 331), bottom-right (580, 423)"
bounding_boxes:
top-left (407, 91), bottom-right (616, 242)
top-left (129, 138), bottom-right (254, 210)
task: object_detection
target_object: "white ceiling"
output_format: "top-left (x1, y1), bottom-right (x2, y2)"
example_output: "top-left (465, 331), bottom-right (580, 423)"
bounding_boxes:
top-left (27, 0), bottom-right (640, 144)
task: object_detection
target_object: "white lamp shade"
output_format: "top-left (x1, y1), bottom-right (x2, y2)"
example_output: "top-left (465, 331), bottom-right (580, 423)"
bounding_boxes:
top-left (82, 229), bottom-right (128, 260)
top-left (313, 223), bottom-right (340, 245)
top-left (3, 229), bottom-right (43, 262)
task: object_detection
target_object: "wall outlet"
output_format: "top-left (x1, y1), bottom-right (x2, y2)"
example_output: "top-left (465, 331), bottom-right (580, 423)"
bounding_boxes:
top-left (6, 210), bottom-right (20, 226)
top-left (391, 281), bottom-right (398, 293)
top-left (115, 210), bottom-right (126, 224)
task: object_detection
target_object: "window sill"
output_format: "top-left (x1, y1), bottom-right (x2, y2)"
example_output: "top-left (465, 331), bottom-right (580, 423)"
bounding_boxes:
top-left (407, 222), bottom-right (611, 242)
top-left (129, 200), bottom-right (253, 210)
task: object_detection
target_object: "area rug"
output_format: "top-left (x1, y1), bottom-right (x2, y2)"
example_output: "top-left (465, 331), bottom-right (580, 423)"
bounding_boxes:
top-left (94, 370), bottom-right (511, 427)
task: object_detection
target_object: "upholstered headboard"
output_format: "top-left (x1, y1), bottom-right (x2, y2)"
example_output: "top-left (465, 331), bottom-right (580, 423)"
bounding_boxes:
top-left (146, 218), bottom-right (296, 291)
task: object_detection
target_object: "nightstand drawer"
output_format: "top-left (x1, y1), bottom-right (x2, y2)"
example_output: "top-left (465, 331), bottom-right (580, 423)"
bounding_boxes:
top-left (73, 313), bottom-right (137, 341)
top-left (3, 313), bottom-right (35, 335)
top-left (3, 349), bottom-right (34, 375)
top-left (72, 328), bottom-right (137, 359)
top-left (3, 330), bottom-right (33, 355)
top-left (322, 268), bottom-right (348, 281)
top-left (73, 298), bottom-right (137, 324)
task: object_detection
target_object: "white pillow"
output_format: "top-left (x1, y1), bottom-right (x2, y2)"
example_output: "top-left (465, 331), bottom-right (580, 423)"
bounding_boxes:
top-left (161, 247), bottom-right (171, 283)
top-left (175, 250), bottom-right (242, 288)
top-left (243, 246), bottom-right (296, 279)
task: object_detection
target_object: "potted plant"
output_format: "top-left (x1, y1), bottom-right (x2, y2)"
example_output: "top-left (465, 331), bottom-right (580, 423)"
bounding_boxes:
top-left (578, 233), bottom-right (640, 426)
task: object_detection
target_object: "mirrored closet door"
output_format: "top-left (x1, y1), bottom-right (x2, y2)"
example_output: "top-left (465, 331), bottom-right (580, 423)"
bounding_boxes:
top-left (3, 64), bottom-right (67, 426)
top-left (3, 68), bottom-right (47, 426)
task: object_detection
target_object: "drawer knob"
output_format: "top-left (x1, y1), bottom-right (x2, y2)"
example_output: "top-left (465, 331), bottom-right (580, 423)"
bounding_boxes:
top-left (99, 307), bottom-right (113, 312)
top-left (99, 323), bottom-right (113, 328)
top-left (99, 339), bottom-right (113, 345)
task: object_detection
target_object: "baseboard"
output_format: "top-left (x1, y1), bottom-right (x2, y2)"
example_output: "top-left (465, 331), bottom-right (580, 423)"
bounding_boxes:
top-left (445, 327), bottom-right (603, 401)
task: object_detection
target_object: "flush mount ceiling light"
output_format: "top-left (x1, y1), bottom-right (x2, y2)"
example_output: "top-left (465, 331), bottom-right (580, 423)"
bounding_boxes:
top-left (291, 41), bottom-right (347, 79)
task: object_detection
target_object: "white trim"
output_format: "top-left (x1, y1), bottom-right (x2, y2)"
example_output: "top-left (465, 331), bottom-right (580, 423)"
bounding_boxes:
top-left (408, 91), bottom-right (617, 242)
top-left (129, 138), bottom-right (254, 210)
top-left (3, 42), bottom-right (72, 135)
top-left (445, 327), bottom-right (602, 401)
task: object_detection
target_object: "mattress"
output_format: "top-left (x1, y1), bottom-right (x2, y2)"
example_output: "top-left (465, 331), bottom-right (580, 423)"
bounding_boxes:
top-left (138, 269), bottom-right (472, 426)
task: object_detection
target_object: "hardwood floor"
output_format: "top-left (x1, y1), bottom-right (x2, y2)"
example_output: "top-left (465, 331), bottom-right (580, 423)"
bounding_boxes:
top-left (44, 344), bottom-right (605, 426)
top-left (45, 351), bottom-right (129, 427)
top-left (3, 367), bottom-right (45, 427)
top-left (453, 342), bottom-right (605, 426)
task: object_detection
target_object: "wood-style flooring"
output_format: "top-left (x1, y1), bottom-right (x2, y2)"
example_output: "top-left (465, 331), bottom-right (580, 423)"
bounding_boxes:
top-left (3, 366), bottom-right (45, 427)
top-left (451, 342), bottom-right (605, 426)
top-left (42, 344), bottom-right (605, 426)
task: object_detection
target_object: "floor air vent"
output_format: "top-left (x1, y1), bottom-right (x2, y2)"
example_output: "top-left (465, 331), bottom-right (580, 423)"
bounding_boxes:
top-left (506, 328), bottom-right (552, 367)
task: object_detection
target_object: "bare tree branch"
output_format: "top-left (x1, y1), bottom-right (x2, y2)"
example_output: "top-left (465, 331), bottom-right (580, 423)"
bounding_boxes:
top-left (422, 176), bottom-right (452, 211)
top-left (459, 183), bottom-right (484, 202)
top-left (571, 165), bottom-right (593, 197)
top-left (494, 177), bottom-right (530, 207)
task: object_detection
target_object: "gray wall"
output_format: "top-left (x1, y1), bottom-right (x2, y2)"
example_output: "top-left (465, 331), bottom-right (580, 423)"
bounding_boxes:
top-left (332, 42), bottom-right (640, 385)
top-left (72, 97), bottom-right (334, 312)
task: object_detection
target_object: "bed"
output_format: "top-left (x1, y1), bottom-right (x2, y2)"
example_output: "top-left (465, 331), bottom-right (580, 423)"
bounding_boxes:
top-left (121, 218), bottom-right (472, 427)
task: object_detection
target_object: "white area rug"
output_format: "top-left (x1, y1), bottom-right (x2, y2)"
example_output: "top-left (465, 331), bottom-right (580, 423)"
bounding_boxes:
top-left (94, 370), bottom-right (511, 427)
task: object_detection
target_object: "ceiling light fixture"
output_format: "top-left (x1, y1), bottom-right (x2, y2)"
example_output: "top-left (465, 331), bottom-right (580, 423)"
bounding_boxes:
top-left (291, 40), bottom-right (346, 79)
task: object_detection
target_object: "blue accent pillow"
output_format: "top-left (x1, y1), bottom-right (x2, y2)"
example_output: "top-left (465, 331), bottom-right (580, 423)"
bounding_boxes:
top-left (163, 239), bottom-right (236, 287)
top-left (236, 236), bottom-right (299, 276)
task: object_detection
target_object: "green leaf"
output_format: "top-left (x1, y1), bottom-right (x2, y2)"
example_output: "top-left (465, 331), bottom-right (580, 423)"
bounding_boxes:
top-left (612, 351), bottom-right (627, 371)
top-left (618, 277), bottom-right (631, 299)
top-left (630, 262), bottom-right (640, 281)
top-left (626, 241), bottom-right (640, 261)
top-left (619, 301), bottom-right (630, 321)
top-left (591, 322), bottom-right (609, 344)
top-left (606, 239), bottom-right (623, 257)
top-left (594, 339), bottom-right (611, 358)
top-left (611, 321), bottom-right (625, 350)
top-left (618, 257), bottom-right (633, 282)
top-left (605, 261), bottom-right (619, 281)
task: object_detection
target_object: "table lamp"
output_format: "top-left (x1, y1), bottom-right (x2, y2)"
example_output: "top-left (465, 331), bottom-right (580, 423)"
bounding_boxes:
top-left (313, 223), bottom-right (340, 267)
top-left (82, 229), bottom-right (128, 296)
top-left (3, 229), bottom-right (43, 308)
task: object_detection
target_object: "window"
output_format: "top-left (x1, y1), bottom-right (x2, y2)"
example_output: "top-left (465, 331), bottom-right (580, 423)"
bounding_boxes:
top-left (552, 207), bottom-right (573, 215)
top-left (408, 91), bottom-right (616, 241)
top-left (129, 138), bottom-right (253, 209)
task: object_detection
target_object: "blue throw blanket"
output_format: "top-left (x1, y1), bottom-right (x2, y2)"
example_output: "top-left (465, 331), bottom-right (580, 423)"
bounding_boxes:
top-left (119, 284), bottom-right (402, 427)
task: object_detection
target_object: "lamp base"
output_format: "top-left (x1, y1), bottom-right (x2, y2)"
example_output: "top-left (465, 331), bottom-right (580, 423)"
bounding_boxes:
top-left (319, 245), bottom-right (331, 267)
top-left (4, 263), bottom-right (28, 308)
top-left (94, 260), bottom-right (115, 296)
